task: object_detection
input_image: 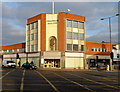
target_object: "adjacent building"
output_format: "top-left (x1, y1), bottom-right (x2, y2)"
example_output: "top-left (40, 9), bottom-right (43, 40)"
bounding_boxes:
top-left (85, 42), bottom-right (112, 69)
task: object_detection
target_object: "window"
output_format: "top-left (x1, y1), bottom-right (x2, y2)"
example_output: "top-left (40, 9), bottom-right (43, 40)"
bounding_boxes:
top-left (98, 48), bottom-right (101, 52)
top-left (73, 21), bottom-right (78, 28)
top-left (67, 20), bottom-right (72, 27)
top-left (9, 49), bottom-right (12, 53)
top-left (78, 22), bottom-right (84, 29)
top-left (27, 36), bottom-right (30, 41)
top-left (35, 45), bottom-right (38, 51)
top-left (67, 44), bottom-right (72, 51)
top-left (79, 33), bottom-right (84, 40)
top-left (31, 45), bottom-right (34, 52)
top-left (35, 34), bottom-right (38, 40)
top-left (67, 32), bottom-right (72, 39)
top-left (92, 48), bottom-right (94, 51)
top-left (31, 34), bottom-right (34, 40)
top-left (31, 23), bottom-right (34, 30)
top-left (27, 45), bottom-right (30, 52)
top-left (73, 44), bottom-right (78, 51)
top-left (3, 50), bottom-right (7, 53)
top-left (73, 33), bottom-right (78, 39)
top-left (19, 48), bottom-right (24, 52)
top-left (27, 24), bottom-right (30, 31)
top-left (81, 45), bottom-right (84, 51)
top-left (13, 49), bottom-right (17, 52)
top-left (35, 22), bottom-right (38, 29)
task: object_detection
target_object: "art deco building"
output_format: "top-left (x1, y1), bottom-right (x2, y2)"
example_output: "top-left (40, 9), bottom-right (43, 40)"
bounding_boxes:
top-left (26, 12), bottom-right (86, 69)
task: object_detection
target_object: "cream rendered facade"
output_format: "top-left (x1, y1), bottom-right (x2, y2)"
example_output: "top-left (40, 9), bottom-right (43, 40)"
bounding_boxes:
top-left (26, 13), bottom-right (86, 69)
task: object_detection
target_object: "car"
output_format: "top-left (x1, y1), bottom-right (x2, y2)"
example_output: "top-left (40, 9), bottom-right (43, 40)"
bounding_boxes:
top-left (2, 60), bottom-right (16, 68)
top-left (22, 63), bottom-right (37, 70)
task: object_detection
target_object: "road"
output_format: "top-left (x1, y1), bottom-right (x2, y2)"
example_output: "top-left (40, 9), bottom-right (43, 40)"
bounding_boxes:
top-left (1, 68), bottom-right (120, 92)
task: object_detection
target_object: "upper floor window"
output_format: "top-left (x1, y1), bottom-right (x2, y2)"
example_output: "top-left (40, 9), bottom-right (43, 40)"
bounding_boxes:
top-left (73, 33), bottom-right (78, 39)
top-left (67, 44), bottom-right (72, 51)
top-left (73, 44), bottom-right (78, 51)
top-left (35, 22), bottom-right (38, 29)
top-left (67, 20), bottom-right (72, 27)
top-left (67, 32), bottom-right (72, 39)
top-left (27, 24), bottom-right (30, 31)
top-left (79, 33), bottom-right (84, 40)
top-left (73, 21), bottom-right (78, 28)
top-left (31, 45), bottom-right (34, 52)
top-left (78, 22), bottom-right (84, 29)
top-left (81, 45), bottom-right (84, 51)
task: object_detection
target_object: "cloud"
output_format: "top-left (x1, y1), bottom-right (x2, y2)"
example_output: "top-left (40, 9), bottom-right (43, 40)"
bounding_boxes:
top-left (1, 2), bottom-right (119, 46)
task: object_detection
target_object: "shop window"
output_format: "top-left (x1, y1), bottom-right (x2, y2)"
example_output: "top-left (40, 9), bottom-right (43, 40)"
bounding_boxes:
top-left (73, 44), bottom-right (78, 51)
top-left (67, 44), bottom-right (72, 51)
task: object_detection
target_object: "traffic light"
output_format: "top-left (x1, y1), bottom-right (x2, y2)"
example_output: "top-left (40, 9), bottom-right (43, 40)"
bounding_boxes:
top-left (110, 52), bottom-right (114, 60)
top-left (16, 53), bottom-right (19, 59)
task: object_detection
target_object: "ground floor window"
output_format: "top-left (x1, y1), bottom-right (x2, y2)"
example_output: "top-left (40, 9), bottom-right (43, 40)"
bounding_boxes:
top-left (44, 59), bottom-right (60, 68)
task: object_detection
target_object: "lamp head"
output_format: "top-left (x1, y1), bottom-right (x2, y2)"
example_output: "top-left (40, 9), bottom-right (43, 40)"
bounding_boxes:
top-left (101, 18), bottom-right (104, 20)
top-left (116, 14), bottom-right (119, 16)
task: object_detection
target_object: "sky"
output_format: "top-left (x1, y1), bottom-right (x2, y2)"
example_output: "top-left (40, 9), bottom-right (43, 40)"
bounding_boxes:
top-left (1, 1), bottom-right (119, 46)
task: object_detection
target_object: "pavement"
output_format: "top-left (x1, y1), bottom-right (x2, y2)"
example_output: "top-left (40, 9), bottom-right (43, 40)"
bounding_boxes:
top-left (1, 68), bottom-right (120, 92)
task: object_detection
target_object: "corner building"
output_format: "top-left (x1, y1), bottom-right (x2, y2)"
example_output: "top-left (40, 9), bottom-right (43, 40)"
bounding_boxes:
top-left (26, 12), bottom-right (86, 69)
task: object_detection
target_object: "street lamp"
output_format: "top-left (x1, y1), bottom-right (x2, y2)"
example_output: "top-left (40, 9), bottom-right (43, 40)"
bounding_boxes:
top-left (100, 13), bottom-right (119, 71)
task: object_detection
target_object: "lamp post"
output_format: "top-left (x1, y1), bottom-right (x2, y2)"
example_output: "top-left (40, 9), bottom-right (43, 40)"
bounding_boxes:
top-left (101, 14), bottom-right (119, 71)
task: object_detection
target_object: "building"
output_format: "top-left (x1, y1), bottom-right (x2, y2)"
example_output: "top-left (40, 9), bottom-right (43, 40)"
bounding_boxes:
top-left (0, 43), bottom-right (25, 66)
top-left (112, 44), bottom-right (120, 70)
top-left (85, 42), bottom-right (112, 69)
top-left (26, 12), bottom-right (86, 69)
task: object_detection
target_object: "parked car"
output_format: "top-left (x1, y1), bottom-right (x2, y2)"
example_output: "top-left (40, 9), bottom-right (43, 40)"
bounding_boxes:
top-left (22, 63), bottom-right (37, 70)
top-left (2, 60), bottom-right (16, 68)
top-left (97, 65), bottom-right (106, 71)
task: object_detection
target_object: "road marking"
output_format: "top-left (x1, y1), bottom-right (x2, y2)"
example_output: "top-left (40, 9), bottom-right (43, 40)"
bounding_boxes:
top-left (81, 72), bottom-right (118, 83)
top-left (51, 72), bottom-right (95, 92)
top-left (67, 73), bottom-right (119, 90)
top-left (0, 69), bottom-right (15, 79)
top-left (35, 70), bottom-right (59, 92)
top-left (20, 70), bottom-right (25, 92)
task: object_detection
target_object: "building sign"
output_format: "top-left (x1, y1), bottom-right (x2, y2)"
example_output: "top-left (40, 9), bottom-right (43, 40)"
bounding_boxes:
top-left (65, 52), bottom-right (84, 57)
top-left (4, 54), bottom-right (16, 58)
top-left (28, 53), bottom-right (40, 57)
top-left (47, 20), bottom-right (57, 24)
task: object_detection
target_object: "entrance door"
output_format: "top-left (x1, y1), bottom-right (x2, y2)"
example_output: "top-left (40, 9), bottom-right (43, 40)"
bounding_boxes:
top-left (44, 59), bottom-right (60, 68)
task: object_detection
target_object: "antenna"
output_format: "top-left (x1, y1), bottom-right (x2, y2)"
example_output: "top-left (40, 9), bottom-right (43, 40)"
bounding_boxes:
top-left (52, 0), bottom-right (55, 14)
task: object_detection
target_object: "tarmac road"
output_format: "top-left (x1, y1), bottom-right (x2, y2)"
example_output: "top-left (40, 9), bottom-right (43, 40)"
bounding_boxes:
top-left (1, 68), bottom-right (120, 92)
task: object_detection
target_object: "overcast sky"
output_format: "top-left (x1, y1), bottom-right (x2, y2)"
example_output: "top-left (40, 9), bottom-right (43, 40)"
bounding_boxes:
top-left (1, 1), bottom-right (119, 46)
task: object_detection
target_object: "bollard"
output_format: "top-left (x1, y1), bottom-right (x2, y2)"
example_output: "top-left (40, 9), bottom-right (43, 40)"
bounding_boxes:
top-left (107, 65), bottom-right (110, 71)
